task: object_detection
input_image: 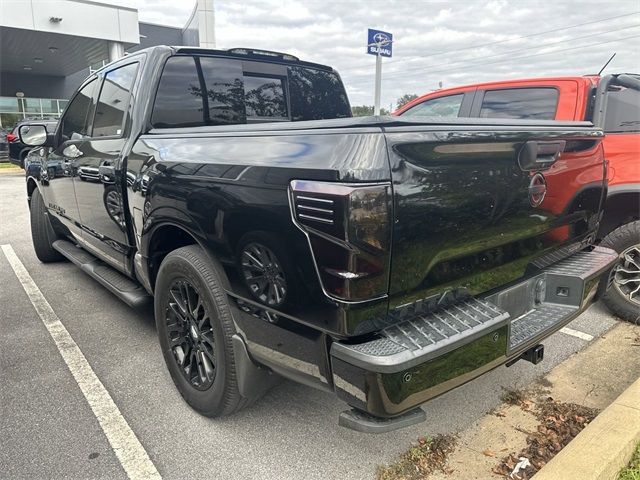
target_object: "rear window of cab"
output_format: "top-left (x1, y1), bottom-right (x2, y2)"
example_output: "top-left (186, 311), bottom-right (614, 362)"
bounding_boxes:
top-left (151, 55), bottom-right (351, 128)
top-left (479, 88), bottom-right (558, 119)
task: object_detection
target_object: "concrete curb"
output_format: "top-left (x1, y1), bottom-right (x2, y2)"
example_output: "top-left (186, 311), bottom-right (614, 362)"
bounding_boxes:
top-left (533, 375), bottom-right (640, 480)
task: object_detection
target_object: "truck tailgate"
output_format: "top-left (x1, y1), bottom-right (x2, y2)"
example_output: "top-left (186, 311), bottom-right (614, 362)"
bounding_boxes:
top-left (384, 124), bottom-right (605, 311)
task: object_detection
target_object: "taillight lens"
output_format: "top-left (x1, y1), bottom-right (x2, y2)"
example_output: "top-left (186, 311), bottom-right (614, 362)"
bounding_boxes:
top-left (290, 180), bottom-right (391, 301)
top-left (6, 133), bottom-right (17, 142)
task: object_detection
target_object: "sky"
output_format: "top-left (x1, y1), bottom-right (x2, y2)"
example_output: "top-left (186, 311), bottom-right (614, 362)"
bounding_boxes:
top-left (111, 0), bottom-right (640, 110)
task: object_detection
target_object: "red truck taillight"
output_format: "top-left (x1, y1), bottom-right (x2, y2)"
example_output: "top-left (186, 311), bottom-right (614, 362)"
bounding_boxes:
top-left (289, 180), bottom-right (392, 302)
top-left (6, 133), bottom-right (17, 142)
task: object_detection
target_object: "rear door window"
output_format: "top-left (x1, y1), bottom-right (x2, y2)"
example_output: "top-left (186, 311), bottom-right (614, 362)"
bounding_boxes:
top-left (479, 88), bottom-right (558, 119)
top-left (92, 62), bottom-right (138, 137)
top-left (151, 56), bottom-right (205, 128)
top-left (604, 85), bottom-right (640, 133)
top-left (400, 94), bottom-right (464, 117)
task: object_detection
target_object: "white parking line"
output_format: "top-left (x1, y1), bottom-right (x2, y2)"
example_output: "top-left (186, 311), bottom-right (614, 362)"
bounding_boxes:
top-left (1, 245), bottom-right (161, 480)
top-left (560, 326), bottom-right (594, 342)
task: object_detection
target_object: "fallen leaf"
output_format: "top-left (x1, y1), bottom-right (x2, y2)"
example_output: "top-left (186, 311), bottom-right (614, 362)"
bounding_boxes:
top-left (483, 448), bottom-right (496, 457)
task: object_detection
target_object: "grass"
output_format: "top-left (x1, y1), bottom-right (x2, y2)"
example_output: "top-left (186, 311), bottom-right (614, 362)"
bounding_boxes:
top-left (0, 162), bottom-right (19, 170)
top-left (500, 387), bottom-right (528, 406)
top-left (377, 434), bottom-right (456, 480)
top-left (619, 443), bottom-right (640, 480)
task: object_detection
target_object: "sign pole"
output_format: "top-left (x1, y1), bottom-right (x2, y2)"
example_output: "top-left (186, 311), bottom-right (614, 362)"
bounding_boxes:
top-left (367, 28), bottom-right (392, 116)
top-left (374, 51), bottom-right (382, 115)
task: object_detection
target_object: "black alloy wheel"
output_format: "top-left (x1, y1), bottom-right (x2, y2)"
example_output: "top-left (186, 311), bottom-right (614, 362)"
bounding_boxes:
top-left (240, 242), bottom-right (288, 307)
top-left (165, 279), bottom-right (216, 390)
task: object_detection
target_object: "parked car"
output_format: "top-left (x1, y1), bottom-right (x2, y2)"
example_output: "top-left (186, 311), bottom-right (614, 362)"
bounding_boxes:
top-left (8, 119), bottom-right (59, 168)
top-left (20, 45), bottom-right (617, 433)
top-left (396, 74), bottom-right (640, 322)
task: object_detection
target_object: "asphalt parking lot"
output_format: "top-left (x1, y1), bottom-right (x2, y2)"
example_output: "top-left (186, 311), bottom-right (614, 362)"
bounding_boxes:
top-left (0, 171), bottom-right (621, 480)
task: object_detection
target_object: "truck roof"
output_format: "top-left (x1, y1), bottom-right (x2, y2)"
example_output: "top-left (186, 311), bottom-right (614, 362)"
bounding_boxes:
top-left (109, 45), bottom-right (335, 73)
top-left (395, 75), bottom-right (600, 115)
top-left (395, 72), bottom-right (639, 116)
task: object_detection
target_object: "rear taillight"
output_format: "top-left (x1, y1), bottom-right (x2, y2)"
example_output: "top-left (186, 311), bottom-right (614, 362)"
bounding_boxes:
top-left (289, 180), bottom-right (391, 301)
top-left (6, 133), bottom-right (17, 142)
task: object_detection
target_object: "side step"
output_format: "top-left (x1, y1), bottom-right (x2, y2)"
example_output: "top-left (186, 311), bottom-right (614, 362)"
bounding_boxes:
top-left (52, 240), bottom-right (151, 308)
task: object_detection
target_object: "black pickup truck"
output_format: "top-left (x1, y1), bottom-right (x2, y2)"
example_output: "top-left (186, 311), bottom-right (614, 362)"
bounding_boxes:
top-left (20, 46), bottom-right (618, 433)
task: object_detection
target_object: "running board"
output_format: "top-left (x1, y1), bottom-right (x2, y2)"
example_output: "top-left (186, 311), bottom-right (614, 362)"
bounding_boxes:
top-left (52, 240), bottom-right (151, 308)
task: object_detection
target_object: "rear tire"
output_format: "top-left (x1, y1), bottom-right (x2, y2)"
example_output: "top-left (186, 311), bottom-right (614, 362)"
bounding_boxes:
top-left (601, 221), bottom-right (640, 323)
top-left (30, 188), bottom-right (64, 263)
top-left (155, 245), bottom-right (249, 417)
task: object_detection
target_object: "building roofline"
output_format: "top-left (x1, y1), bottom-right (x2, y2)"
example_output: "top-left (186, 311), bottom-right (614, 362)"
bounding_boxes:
top-left (67, 0), bottom-right (137, 12)
top-left (138, 21), bottom-right (183, 30)
top-left (181, 2), bottom-right (198, 34)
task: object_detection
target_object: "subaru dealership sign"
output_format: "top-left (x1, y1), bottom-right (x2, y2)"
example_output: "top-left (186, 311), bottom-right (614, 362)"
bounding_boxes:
top-left (367, 28), bottom-right (392, 57)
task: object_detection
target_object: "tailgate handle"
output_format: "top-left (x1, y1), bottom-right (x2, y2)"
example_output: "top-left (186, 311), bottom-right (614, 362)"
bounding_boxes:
top-left (518, 140), bottom-right (565, 171)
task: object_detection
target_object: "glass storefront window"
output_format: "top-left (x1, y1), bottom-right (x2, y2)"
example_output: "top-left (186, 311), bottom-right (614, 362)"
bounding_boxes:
top-left (22, 98), bottom-right (43, 114)
top-left (0, 97), bottom-right (20, 113)
top-left (41, 99), bottom-right (59, 114)
top-left (0, 96), bottom-right (65, 130)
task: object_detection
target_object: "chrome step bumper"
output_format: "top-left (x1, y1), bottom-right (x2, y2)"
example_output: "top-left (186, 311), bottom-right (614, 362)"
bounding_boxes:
top-left (331, 246), bottom-right (617, 422)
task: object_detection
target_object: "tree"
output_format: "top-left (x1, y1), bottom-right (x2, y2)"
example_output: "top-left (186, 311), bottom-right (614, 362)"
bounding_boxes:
top-left (396, 93), bottom-right (419, 110)
top-left (351, 105), bottom-right (389, 117)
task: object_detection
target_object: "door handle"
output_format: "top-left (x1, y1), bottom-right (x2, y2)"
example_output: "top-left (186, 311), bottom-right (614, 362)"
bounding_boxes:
top-left (518, 140), bottom-right (565, 171)
top-left (62, 144), bottom-right (83, 158)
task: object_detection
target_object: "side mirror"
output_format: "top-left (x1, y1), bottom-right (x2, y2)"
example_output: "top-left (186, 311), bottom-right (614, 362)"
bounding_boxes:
top-left (18, 124), bottom-right (48, 147)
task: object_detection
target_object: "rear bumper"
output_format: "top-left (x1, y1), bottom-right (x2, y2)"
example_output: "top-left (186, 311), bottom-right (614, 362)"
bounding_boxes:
top-left (330, 246), bottom-right (617, 418)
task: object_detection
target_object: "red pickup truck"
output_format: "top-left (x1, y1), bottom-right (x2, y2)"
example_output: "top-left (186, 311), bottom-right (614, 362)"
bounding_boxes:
top-left (395, 74), bottom-right (640, 321)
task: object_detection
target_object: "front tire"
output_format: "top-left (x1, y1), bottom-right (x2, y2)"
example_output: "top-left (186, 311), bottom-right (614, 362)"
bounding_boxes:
top-left (155, 245), bottom-right (248, 416)
top-left (30, 188), bottom-right (64, 263)
top-left (601, 221), bottom-right (640, 323)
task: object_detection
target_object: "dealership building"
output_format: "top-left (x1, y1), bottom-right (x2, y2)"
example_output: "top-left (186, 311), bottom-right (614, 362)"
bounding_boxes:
top-left (0, 0), bottom-right (215, 129)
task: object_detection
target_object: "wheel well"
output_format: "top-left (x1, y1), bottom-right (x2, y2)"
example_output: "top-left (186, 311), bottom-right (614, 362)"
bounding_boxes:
top-left (598, 192), bottom-right (640, 239)
top-left (148, 224), bottom-right (198, 289)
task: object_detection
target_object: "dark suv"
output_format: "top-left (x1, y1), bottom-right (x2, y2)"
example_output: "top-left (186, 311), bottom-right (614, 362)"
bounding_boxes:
top-left (9, 119), bottom-right (59, 168)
